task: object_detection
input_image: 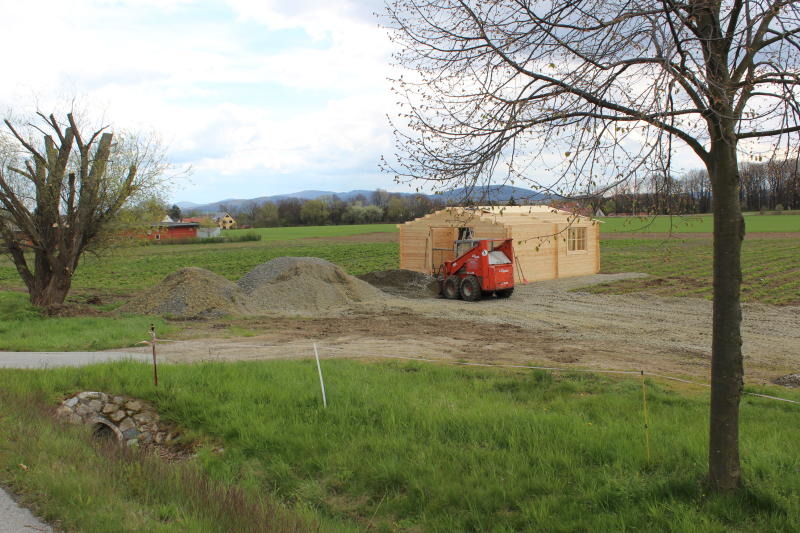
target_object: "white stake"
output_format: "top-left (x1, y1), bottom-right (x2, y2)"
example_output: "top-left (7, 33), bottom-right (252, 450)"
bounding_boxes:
top-left (314, 343), bottom-right (328, 408)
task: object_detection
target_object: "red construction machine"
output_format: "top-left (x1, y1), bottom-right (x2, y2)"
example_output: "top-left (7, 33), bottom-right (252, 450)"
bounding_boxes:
top-left (437, 239), bottom-right (515, 301)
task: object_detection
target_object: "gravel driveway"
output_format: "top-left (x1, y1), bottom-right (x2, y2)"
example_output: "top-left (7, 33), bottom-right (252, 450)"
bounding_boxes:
top-left (116, 273), bottom-right (800, 383)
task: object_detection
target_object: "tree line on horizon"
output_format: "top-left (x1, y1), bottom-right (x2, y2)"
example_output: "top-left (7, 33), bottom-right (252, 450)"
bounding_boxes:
top-left (176, 158), bottom-right (800, 229)
top-left (597, 159), bottom-right (800, 216)
top-left (182, 190), bottom-right (448, 228)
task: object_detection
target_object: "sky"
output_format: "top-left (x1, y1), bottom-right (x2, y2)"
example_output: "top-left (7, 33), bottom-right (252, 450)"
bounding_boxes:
top-left (0, 0), bottom-right (400, 205)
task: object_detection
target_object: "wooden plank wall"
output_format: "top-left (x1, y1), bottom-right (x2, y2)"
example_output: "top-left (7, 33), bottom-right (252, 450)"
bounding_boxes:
top-left (508, 223), bottom-right (559, 282)
top-left (552, 222), bottom-right (600, 278)
top-left (399, 211), bottom-right (506, 273)
top-left (431, 227), bottom-right (458, 270)
top-left (399, 210), bottom-right (601, 279)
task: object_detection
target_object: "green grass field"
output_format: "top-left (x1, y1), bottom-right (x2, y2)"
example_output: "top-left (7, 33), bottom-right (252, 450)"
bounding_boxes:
top-left (1, 360), bottom-right (798, 532)
top-left (0, 224), bottom-right (399, 350)
top-left (0, 241), bottom-right (398, 296)
top-left (599, 213), bottom-right (800, 233)
top-left (594, 238), bottom-right (800, 305)
top-left (0, 292), bottom-right (173, 351)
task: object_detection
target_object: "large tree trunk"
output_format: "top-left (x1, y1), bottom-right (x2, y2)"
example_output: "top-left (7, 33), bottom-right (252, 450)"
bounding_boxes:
top-left (708, 140), bottom-right (745, 490)
top-left (29, 275), bottom-right (72, 306)
top-left (28, 251), bottom-right (73, 307)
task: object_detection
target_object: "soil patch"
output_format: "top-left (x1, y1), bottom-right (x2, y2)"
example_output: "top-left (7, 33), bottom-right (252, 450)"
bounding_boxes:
top-left (119, 267), bottom-right (252, 318)
top-left (118, 272), bottom-right (800, 386)
top-left (358, 269), bottom-right (439, 299)
top-left (42, 303), bottom-right (105, 318)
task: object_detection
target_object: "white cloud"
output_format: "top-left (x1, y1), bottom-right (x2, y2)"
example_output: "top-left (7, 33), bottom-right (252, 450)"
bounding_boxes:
top-left (0, 0), bottom-right (401, 202)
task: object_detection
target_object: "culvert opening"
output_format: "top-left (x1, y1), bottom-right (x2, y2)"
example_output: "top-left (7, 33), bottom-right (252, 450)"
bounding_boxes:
top-left (92, 421), bottom-right (121, 442)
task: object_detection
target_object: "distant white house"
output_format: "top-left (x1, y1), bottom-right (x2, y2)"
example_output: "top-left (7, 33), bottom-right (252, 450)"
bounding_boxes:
top-left (182, 217), bottom-right (222, 238)
top-left (198, 226), bottom-right (221, 238)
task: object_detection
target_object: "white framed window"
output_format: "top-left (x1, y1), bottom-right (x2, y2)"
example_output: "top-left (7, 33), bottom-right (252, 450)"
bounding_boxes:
top-left (568, 227), bottom-right (587, 252)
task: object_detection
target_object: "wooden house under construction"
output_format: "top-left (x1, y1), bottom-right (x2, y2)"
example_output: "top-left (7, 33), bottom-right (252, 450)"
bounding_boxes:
top-left (398, 206), bottom-right (601, 282)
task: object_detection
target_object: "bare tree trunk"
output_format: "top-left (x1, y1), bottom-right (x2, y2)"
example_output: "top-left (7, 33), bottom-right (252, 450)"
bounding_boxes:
top-left (29, 275), bottom-right (72, 306)
top-left (708, 140), bottom-right (745, 490)
top-left (26, 250), bottom-right (74, 306)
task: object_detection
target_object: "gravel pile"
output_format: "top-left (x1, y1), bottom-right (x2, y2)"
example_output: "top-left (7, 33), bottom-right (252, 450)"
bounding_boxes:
top-left (358, 269), bottom-right (440, 299)
top-left (773, 374), bottom-right (800, 388)
top-left (120, 267), bottom-right (252, 318)
top-left (239, 257), bottom-right (386, 313)
top-left (237, 257), bottom-right (332, 292)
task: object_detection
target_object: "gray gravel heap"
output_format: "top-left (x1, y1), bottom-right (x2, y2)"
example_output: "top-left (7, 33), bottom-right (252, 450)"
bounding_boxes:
top-left (239, 257), bottom-right (386, 313)
top-left (120, 267), bottom-right (252, 318)
top-left (122, 258), bottom-right (386, 318)
top-left (773, 374), bottom-right (800, 388)
top-left (237, 257), bottom-right (332, 292)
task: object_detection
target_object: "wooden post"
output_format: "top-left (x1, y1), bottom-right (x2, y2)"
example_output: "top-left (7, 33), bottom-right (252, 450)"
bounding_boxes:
top-left (150, 323), bottom-right (158, 387)
top-left (641, 370), bottom-right (650, 462)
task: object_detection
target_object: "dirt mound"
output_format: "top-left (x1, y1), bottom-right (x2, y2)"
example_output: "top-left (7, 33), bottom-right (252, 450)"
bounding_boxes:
top-left (358, 269), bottom-right (440, 299)
top-left (42, 303), bottom-right (105, 318)
top-left (773, 374), bottom-right (800, 388)
top-left (239, 257), bottom-right (386, 312)
top-left (120, 267), bottom-right (252, 318)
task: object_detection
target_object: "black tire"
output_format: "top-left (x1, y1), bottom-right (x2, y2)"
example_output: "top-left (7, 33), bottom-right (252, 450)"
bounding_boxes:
top-left (443, 276), bottom-right (460, 299)
top-left (460, 276), bottom-right (482, 302)
top-left (495, 288), bottom-right (514, 299)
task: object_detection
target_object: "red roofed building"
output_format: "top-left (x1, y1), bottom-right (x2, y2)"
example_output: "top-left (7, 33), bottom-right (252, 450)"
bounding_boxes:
top-left (146, 221), bottom-right (199, 241)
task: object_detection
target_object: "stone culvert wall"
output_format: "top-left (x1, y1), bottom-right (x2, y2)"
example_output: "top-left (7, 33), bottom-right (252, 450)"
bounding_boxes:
top-left (56, 391), bottom-right (177, 446)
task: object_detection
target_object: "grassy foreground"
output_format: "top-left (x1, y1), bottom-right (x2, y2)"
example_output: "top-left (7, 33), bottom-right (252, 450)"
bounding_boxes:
top-left (1, 360), bottom-right (798, 532)
top-left (0, 292), bottom-right (173, 351)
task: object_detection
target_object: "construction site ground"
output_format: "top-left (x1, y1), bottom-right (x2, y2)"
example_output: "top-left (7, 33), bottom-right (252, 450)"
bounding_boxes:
top-left (119, 273), bottom-right (800, 387)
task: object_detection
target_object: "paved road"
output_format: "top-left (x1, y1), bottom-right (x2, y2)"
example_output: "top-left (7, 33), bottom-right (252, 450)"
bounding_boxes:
top-left (0, 350), bottom-right (148, 531)
top-left (1, 484), bottom-right (53, 533)
top-left (0, 351), bottom-right (148, 368)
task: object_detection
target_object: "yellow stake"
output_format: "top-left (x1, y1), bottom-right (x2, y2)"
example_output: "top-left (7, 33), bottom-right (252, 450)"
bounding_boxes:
top-left (641, 370), bottom-right (651, 462)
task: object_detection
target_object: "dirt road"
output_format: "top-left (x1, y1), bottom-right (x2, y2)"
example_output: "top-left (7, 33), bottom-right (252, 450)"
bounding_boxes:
top-left (118, 273), bottom-right (800, 385)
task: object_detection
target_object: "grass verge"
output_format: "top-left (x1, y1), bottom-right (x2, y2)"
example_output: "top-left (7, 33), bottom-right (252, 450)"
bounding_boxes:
top-left (1, 360), bottom-right (798, 532)
top-left (0, 292), bottom-right (174, 351)
top-left (0, 387), bottom-right (326, 532)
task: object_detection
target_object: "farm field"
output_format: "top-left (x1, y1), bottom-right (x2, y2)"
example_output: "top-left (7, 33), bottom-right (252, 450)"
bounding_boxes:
top-left (1, 233), bottom-right (795, 306)
top-left (226, 223), bottom-right (397, 241)
top-left (598, 213), bottom-right (800, 233)
top-left (1, 360), bottom-right (798, 532)
top-left (0, 241), bottom-right (398, 297)
top-left (594, 238), bottom-right (800, 306)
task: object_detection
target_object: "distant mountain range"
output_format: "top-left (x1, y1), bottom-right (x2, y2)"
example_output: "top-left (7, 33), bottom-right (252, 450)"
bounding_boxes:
top-left (176, 185), bottom-right (560, 213)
